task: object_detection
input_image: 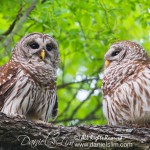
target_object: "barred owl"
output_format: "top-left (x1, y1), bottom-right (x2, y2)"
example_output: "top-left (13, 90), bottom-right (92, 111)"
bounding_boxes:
top-left (102, 41), bottom-right (150, 126)
top-left (0, 33), bottom-right (60, 124)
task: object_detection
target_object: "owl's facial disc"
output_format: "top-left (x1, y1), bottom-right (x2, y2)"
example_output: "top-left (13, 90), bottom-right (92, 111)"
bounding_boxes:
top-left (104, 45), bottom-right (125, 68)
top-left (26, 36), bottom-right (58, 64)
top-left (29, 42), bottom-right (44, 61)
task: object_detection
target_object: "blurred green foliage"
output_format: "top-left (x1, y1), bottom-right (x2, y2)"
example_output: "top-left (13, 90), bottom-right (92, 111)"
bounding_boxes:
top-left (0, 0), bottom-right (149, 126)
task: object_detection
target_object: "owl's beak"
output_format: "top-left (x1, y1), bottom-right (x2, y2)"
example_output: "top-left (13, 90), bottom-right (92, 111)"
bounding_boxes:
top-left (105, 60), bottom-right (110, 68)
top-left (40, 49), bottom-right (46, 60)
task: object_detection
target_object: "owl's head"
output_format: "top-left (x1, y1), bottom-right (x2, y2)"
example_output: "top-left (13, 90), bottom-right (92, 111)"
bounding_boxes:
top-left (12, 33), bottom-right (60, 69)
top-left (104, 40), bottom-right (149, 68)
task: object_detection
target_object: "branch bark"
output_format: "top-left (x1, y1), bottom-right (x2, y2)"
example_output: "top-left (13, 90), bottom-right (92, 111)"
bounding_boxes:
top-left (57, 77), bottom-right (99, 89)
top-left (0, 113), bottom-right (149, 150)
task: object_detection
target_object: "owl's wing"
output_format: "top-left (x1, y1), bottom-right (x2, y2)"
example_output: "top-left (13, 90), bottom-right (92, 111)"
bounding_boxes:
top-left (52, 95), bottom-right (58, 121)
top-left (0, 66), bottom-right (3, 72)
top-left (0, 62), bottom-right (19, 109)
top-left (134, 64), bottom-right (150, 112)
top-left (0, 64), bottom-right (6, 73)
top-left (107, 64), bottom-right (150, 125)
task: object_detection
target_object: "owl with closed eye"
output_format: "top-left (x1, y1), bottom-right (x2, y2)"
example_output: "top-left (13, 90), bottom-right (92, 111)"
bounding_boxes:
top-left (0, 33), bottom-right (60, 124)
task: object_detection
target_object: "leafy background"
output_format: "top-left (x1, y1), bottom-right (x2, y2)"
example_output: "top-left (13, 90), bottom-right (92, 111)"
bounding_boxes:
top-left (0, 0), bottom-right (149, 126)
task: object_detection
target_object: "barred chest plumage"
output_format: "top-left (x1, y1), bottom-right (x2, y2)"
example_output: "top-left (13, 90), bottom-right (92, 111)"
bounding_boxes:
top-left (1, 69), bottom-right (57, 122)
top-left (102, 61), bottom-right (150, 125)
top-left (0, 33), bottom-right (59, 123)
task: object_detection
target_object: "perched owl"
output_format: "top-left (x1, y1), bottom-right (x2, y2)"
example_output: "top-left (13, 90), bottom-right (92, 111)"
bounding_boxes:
top-left (0, 33), bottom-right (60, 124)
top-left (102, 41), bottom-right (150, 126)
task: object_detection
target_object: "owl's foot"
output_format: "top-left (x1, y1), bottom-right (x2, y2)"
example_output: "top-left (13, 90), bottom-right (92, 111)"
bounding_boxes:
top-left (33, 120), bottom-right (52, 127)
top-left (16, 114), bottom-right (26, 119)
top-left (6, 113), bottom-right (26, 119)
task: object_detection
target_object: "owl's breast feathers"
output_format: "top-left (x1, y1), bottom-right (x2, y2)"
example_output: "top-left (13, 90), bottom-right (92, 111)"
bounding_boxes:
top-left (102, 60), bottom-right (150, 97)
top-left (0, 61), bottom-right (56, 107)
top-left (103, 60), bottom-right (150, 125)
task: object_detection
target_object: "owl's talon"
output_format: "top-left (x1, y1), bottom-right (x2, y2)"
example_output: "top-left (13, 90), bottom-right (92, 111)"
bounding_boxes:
top-left (32, 120), bottom-right (52, 127)
top-left (16, 114), bottom-right (26, 119)
top-left (45, 122), bottom-right (52, 127)
top-left (5, 113), bottom-right (25, 119)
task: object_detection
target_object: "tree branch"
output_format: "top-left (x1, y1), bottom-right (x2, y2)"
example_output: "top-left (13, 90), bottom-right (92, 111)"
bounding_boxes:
top-left (55, 116), bottom-right (99, 124)
top-left (0, 113), bottom-right (149, 150)
top-left (1, 7), bottom-right (23, 37)
top-left (57, 77), bottom-right (99, 89)
top-left (2, 0), bottom-right (38, 53)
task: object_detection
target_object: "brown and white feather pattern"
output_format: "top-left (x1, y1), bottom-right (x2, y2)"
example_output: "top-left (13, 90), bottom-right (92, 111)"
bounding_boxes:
top-left (102, 41), bottom-right (150, 125)
top-left (0, 33), bottom-right (59, 122)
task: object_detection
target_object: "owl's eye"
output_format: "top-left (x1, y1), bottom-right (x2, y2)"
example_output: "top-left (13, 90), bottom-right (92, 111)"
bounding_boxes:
top-left (111, 50), bottom-right (120, 57)
top-left (29, 42), bottom-right (39, 49)
top-left (46, 44), bottom-right (53, 51)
